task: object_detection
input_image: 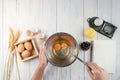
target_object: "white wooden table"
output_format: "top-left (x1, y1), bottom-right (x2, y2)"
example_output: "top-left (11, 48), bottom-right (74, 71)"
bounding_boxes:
top-left (0, 0), bottom-right (120, 80)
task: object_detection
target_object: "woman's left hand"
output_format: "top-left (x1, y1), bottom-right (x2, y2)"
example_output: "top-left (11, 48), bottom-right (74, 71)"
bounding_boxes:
top-left (38, 46), bottom-right (48, 69)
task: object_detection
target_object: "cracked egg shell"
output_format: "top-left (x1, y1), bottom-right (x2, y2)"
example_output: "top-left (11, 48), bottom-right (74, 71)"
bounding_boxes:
top-left (24, 41), bottom-right (33, 50)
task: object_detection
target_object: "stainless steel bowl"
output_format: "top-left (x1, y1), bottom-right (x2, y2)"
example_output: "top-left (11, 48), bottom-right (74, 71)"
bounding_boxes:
top-left (45, 32), bottom-right (79, 67)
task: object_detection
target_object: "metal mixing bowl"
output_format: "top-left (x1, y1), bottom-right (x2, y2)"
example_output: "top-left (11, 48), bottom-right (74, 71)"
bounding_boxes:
top-left (45, 32), bottom-right (79, 67)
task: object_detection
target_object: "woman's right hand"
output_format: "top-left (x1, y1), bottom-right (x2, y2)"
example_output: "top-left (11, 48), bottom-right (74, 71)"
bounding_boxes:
top-left (86, 62), bottom-right (108, 80)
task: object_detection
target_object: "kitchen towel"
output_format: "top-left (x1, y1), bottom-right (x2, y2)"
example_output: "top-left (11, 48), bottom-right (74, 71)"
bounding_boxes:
top-left (91, 40), bottom-right (116, 73)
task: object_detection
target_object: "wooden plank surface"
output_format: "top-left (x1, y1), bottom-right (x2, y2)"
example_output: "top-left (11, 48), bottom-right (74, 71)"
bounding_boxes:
top-left (97, 0), bottom-right (113, 80)
top-left (0, 0), bottom-right (120, 80)
top-left (17, 0), bottom-right (57, 80)
top-left (17, 0), bottom-right (36, 79)
top-left (2, 0), bottom-right (19, 80)
top-left (83, 0), bottom-right (98, 80)
top-left (57, 0), bottom-right (84, 80)
top-left (39, 0), bottom-right (58, 80)
top-left (111, 0), bottom-right (120, 80)
top-left (0, 0), bottom-right (3, 79)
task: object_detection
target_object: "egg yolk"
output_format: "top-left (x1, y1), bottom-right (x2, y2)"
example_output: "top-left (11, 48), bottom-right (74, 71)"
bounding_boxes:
top-left (54, 43), bottom-right (61, 51)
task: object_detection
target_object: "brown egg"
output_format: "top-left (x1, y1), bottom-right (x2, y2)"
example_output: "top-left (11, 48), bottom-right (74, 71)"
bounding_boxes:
top-left (17, 43), bottom-right (25, 53)
top-left (24, 41), bottom-right (33, 50)
top-left (21, 50), bottom-right (31, 58)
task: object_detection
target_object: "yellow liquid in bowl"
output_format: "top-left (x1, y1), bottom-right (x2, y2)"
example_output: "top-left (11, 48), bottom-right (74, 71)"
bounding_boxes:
top-left (52, 40), bottom-right (70, 59)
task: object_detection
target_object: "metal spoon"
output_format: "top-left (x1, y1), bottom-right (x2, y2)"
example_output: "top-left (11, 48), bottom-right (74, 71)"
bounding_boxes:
top-left (72, 55), bottom-right (93, 71)
top-left (72, 55), bottom-right (87, 65)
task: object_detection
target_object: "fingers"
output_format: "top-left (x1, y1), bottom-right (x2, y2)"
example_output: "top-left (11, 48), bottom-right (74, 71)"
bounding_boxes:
top-left (40, 45), bottom-right (46, 55)
top-left (86, 62), bottom-right (97, 72)
top-left (86, 65), bottom-right (94, 79)
top-left (86, 62), bottom-right (109, 80)
top-left (38, 45), bottom-right (48, 68)
top-left (93, 63), bottom-right (104, 71)
top-left (86, 61), bottom-right (104, 76)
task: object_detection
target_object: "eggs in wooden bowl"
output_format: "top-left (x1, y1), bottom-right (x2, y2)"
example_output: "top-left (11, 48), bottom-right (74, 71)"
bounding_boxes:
top-left (15, 38), bottom-right (38, 61)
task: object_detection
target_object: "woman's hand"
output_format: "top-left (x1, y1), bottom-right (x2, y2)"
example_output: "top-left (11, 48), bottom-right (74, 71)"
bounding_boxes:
top-left (32, 46), bottom-right (48, 80)
top-left (38, 46), bottom-right (48, 69)
top-left (86, 62), bottom-right (108, 80)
